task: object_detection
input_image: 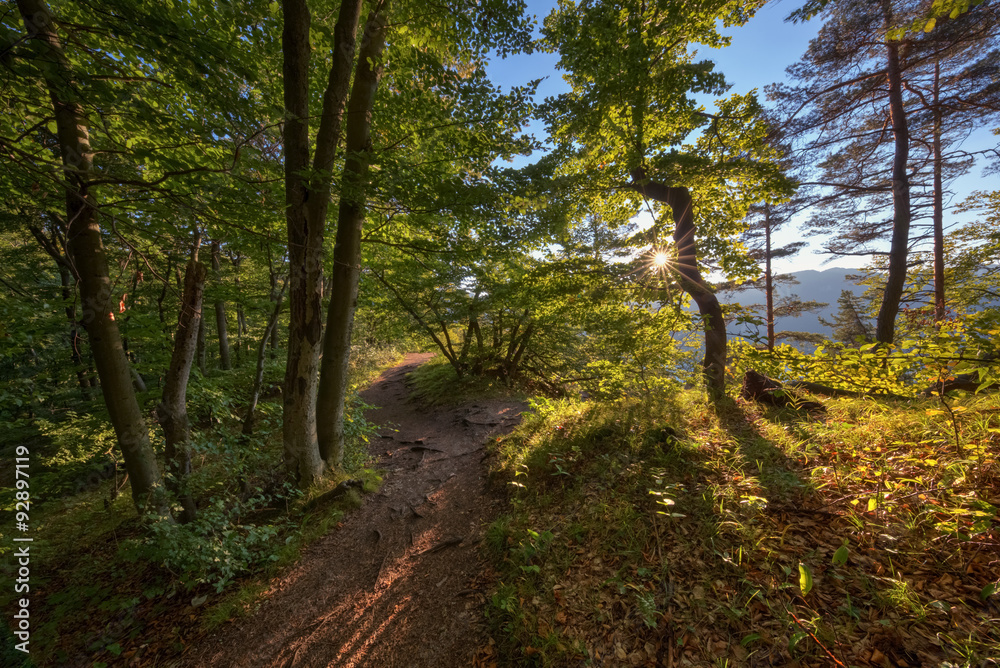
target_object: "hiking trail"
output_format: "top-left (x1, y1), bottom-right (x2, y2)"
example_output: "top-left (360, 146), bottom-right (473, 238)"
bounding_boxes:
top-left (188, 353), bottom-right (526, 667)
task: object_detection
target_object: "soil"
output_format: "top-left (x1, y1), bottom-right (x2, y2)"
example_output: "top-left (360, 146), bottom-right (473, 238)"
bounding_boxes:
top-left (186, 353), bottom-right (526, 668)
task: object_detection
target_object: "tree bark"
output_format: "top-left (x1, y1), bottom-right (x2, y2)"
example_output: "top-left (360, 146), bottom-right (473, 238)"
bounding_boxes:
top-left (317, 1), bottom-right (390, 467)
top-left (763, 207), bottom-right (775, 351)
top-left (158, 236), bottom-right (205, 523)
top-left (211, 241), bottom-right (232, 370)
top-left (244, 278), bottom-right (287, 437)
top-left (630, 170), bottom-right (726, 400)
top-left (281, 0), bottom-right (326, 485)
top-left (931, 59), bottom-right (946, 324)
top-left (230, 253), bottom-right (249, 361)
top-left (28, 221), bottom-right (92, 397)
top-left (280, 0), bottom-right (365, 484)
top-left (876, 3), bottom-right (912, 345)
top-left (196, 311), bottom-right (207, 375)
top-left (17, 0), bottom-right (163, 513)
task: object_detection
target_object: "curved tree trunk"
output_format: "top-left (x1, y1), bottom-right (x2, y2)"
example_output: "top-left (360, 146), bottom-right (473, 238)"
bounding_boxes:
top-left (317, 1), bottom-right (390, 467)
top-left (631, 171), bottom-right (726, 400)
top-left (17, 0), bottom-right (163, 512)
top-left (876, 2), bottom-right (912, 344)
top-left (158, 235), bottom-right (205, 523)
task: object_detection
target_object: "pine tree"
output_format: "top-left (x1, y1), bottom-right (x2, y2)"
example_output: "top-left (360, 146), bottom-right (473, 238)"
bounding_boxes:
top-left (820, 290), bottom-right (874, 345)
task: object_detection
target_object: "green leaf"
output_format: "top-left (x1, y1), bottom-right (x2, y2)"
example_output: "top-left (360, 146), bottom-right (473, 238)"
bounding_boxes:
top-left (740, 633), bottom-right (761, 646)
top-left (832, 542), bottom-right (849, 567)
top-left (106, 643), bottom-right (122, 656)
top-left (798, 563), bottom-right (813, 596)
top-left (981, 583), bottom-right (997, 601)
top-left (789, 631), bottom-right (809, 650)
top-left (867, 498), bottom-right (878, 512)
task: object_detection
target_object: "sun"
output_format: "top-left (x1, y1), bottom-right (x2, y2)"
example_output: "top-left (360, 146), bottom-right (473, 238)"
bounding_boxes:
top-left (651, 250), bottom-right (670, 269)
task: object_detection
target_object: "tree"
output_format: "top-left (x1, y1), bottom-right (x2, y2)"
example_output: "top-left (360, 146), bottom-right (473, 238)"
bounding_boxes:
top-left (732, 201), bottom-right (810, 350)
top-left (820, 290), bottom-right (874, 344)
top-left (541, 0), bottom-right (789, 399)
top-left (900, 7), bottom-right (1000, 321)
top-left (279, 0), bottom-right (365, 485)
top-left (278, 0), bottom-right (535, 477)
top-left (316, 1), bottom-right (391, 467)
top-left (775, 0), bottom-right (1000, 342)
top-left (157, 233), bottom-right (205, 523)
top-left (13, 0), bottom-right (164, 511)
top-left (775, 0), bottom-right (924, 345)
top-left (211, 240), bottom-right (232, 371)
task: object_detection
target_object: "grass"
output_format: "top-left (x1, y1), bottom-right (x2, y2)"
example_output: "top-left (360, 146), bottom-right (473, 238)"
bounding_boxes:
top-left (0, 344), bottom-right (405, 666)
top-left (407, 353), bottom-right (531, 405)
top-left (483, 389), bottom-right (1000, 666)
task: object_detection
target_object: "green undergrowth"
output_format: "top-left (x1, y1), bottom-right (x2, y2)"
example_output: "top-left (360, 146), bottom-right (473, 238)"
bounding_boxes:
top-left (485, 390), bottom-right (1000, 667)
top-left (0, 345), bottom-right (404, 666)
top-left (408, 353), bottom-right (531, 405)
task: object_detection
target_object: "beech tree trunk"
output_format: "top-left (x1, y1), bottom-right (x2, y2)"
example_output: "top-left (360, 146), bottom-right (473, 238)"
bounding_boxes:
top-left (17, 0), bottom-right (163, 512)
top-left (211, 241), bottom-right (232, 370)
top-left (158, 236), bottom-right (205, 523)
top-left (631, 170), bottom-right (726, 400)
top-left (281, 0), bottom-right (325, 485)
top-left (280, 0), bottom-right (364, 484)
top-left (317, 1), bottom-right (390, 467)
top-left (876, 2), bottom-right (912, 345)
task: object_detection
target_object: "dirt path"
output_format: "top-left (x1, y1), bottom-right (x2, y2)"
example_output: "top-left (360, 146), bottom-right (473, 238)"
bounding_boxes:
top-left (188, 353), bottom-right (526, 668)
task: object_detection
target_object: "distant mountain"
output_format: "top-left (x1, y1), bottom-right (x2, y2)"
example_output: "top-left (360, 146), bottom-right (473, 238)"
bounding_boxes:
top-left (719, 268), bottom-right (867, 341)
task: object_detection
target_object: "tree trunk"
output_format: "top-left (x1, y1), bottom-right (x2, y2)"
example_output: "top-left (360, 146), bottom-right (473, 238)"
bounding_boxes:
top-left (211, 241), bottom-right (232, 370)
top-left (931, 59), bottom-right (946, 324)
top-left (268, 264), bottom-right (280, 356)
top-left (764, 207), bottom-right (776, 351)
top-left (281, 0), bottom-right (325, 485)
top-left (158, 236), bottom-right (205, 523)
top-left (280, 0), bottom-right (365, 484)
top-left (17, 0), bottom-right (163, 513)
top-left (157, 255), bottom-right (173, 325)
top-left (630, 170), bottom-right (726, 400)
top-left (317, 2), bottom-right (390, 467)
top-left (196, 312), bottom-right (207, 375)
top-left (28, 221), bottom-right (92, 397)
top-left (243, 279), bottom-right (287, 437)
top-left (62, 263), bottom-right (92, 398)
top-left (876, 4), bottom-right (912, 345)
top-left (231, 254), bottom-right (249, 362)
